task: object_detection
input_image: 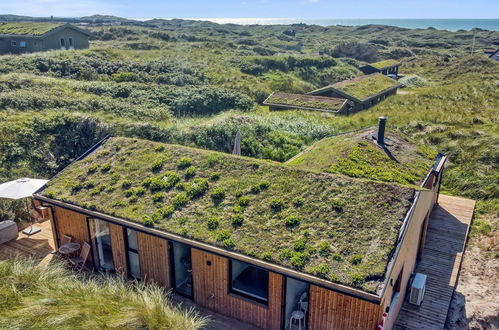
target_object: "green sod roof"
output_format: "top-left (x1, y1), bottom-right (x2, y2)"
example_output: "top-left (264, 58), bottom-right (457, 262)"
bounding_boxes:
top-left (287, 128), bottom-right (436, 185)
top-left (42, 137), bottom-right (416, 293)
top-left (330, 73), bottom-right (400, 100)
top-left (369, 60), bottom-right (400, 70)
top-left (0, 22), bottom-right (62, 35)
top-left (263, 92), bottom-right (346, 112)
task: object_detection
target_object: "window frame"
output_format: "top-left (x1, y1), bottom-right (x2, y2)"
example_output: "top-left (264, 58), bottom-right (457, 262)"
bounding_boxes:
top-left (68, 37), bottom-right (73, 47)
top-left (124, 227), bottom-right (141, 280)
top-left (60, 38), bottom-right (65, 47)
top-left (10, 40), bottom-right (17, 47)
top-left (19, 41), bottom-right (27, 48)
top-left (228, 259), bottom-right (269, 305)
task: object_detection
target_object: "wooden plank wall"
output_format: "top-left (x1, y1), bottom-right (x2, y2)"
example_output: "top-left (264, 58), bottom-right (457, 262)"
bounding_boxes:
top-left (308, 285), bottom-right (381, 330)
top-left (137, 231), bottom-right (171, 288)
top-left (381, 190), bottom-right (435, 330)
top-left (191, 249), bottom-right (283, 330)
top-left (52, 206), bottom-right (93, 267)
top-left (109, 223), bottom-right (127, 277)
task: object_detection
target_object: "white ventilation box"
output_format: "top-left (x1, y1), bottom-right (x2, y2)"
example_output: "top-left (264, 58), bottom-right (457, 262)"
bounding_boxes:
top-left (409, 273), bottom-right (427, 306)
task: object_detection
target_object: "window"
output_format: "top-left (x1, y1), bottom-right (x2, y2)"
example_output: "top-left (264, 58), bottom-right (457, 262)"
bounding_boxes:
top-left (388, 267), bottom-right (403, 313)
top-left (60, 38), bottom-right (65, 47)
top-left (68, 38), bottom-right (73, 47)
top-left (10, 41), bottom-right (17, 47)
top-left (171, 242), bottom-right (193, 297)
top-left (229, 260), bottom-right (269, 304)
top-left (91, 219), bottom-right (114, 271)
top-left (19, 41), bottom-right (27, 48)
top-left (126, 228), bottom-right (141, 279)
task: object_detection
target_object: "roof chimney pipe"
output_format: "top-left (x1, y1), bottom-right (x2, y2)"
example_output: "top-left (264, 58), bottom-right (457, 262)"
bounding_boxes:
top-left (377, 116), bottom-right (387, 146)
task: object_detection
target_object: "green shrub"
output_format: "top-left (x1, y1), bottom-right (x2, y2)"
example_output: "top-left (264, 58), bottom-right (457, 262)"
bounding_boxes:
top-left (124, 188), bottom-right (135, 197)
top-left (158, 205), bottom-right (175, 218)
top-left (151, 158), bottom-right (165, 172)
top-left (210, 187), bottom-right (225, 201)
top-left (177, 157), bottom-right (192, 168)
top-left (184, 166), bottom-right (196, 178)
top-left (209, 172), bottom-right (220, 181)
top-left (186, 178), bottom-right (209, 198)
top-left (250, 185), bottom-right (261, 194)
top-left (207, 216), bottom-right (219, 230)
top-left (232, 205), bottom-right (243, 214)
top-left (152, 192), bottom-right (165, 202)
top-left (231, 214), bottom-right (244, 227)
top-left (332, 253), bottom-right (342, 261)
top-left (112, 200), bottom-right (126, 208)
top-left (270, 198), bottom-right (284, 212)
top-left (101, 163), bottom-right (112, 173)
top-left (238, 196), bottom-right (250, 207)
top-left (261, 252), bottom-right (273, 262)
top-left (222, 238), bottom-right (235, 248)
top-left (121, 180), bottom-right (132, 189)
top-left (330, 198), bottom-right (345, 212)
top-left (279, 248), bottom-right (293, 261)
top-left (293, 238), bottom-right (307, 251)
top-left (154, 145), bottom-right (165, 152)
top-left (172, 192), bottom-right (189, 209)
top-left (87, 164), bottom-right (99, 174)
top-left (313, 263), bottom-right (330, 276)
top-left (351, 255), bottom-right (362, 265)
top-left (216, 230), bottom-right (231, 241)
top-left (352, 274), bottom-right (365, 286)
top-left (142, 215), bottom-right (155, 227)
top-left (284, 215), bottom-right (301, 227)
top-left (235, 190), bottom-right (244, 197)
top-left (318, 242), bottom-right (331, 255)
top-left (258, 181), bottom-right (270, 190)
top-left (290, 252), bottom-right (308, 269)
top-left (110, 173), bottom-right (120, 184)
top-left (135, 187), bottom-right (146, 196)
top-left (70, 182), bottom-right (82, 194)
top-left (129, 196), bottom-right (138, 203)
top-left (292, 198), bottom-right (304, 207)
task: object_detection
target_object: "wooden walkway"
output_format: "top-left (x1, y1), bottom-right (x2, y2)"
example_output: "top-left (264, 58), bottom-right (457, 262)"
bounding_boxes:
top-left (394, 194), bottom-right (475, 330)
top-left (0, 220), bottom-right (55, 265)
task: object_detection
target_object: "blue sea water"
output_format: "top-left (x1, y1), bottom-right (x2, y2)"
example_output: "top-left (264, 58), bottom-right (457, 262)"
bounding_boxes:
top-left (133, 18), bottom-right (499, 31)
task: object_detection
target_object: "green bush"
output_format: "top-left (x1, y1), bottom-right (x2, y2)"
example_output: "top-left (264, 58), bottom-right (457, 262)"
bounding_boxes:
top-left (270, 198), bottom-right (284, 212)
top-left (87, 164), bottom-right (99, 174)
top-left (231, 214), bottom-right (244, 227)
top-left (238, 196), bottom-right (250, 207)
top-left (210, 187), bottom-right (225, 201)
top-left (207, 216), bottom-right (219, 230)
top-left (330, 198), bottom-right (345, 212)
top-left (261, 252), bottom-right (273, 262)
top-left (332, 253), bottom-right (342, 261)
top-left (186, 178), bottom-right (209, 198)
top-left (232, 205), bottom-right (243, 214)
top-left (112, 200), bottom-right (126, 208)
top-left (124, 188), bottom-right (135, 197)
top-left (121, 180), bottom-right (132, 189)
top-left (352, 274), bottom-right (365, 286)
top-left (184, 166), bottom-right (196, 178)
top-left (172, 192), bottom-right (189, 209)
top-left (222, 238), bottom-right (235, 248)
top-left (279, 248), bottom-right (293, 261)
top-left (100, 163), bottom-right (112, 173)
top-left (290, 252), bottom-right (308, 269)
top-left (152, 192), bottom-right (165, 202)
top-left (177, 157), bottom-right (192, 168)
top-left (351, 255), bottom-right (362, 265)
top-left (209, 172), bottom-right (220, 181)
top-left (216, 230), bottom-right (231, 241)
top-left (293, 238), bottom-right (307, 251)
top-left (318, 242), bottom-right (331, 255)
top-left (292, 198), bottom-right (304, 207)
top-left (158, 205), bottom-right (175, 218)
top-left (284, 215), bottom-right (301, 227)
top-left (312, 263), bottom-right (330, 276)
top-left (151, 158), bottom-right (165, 172)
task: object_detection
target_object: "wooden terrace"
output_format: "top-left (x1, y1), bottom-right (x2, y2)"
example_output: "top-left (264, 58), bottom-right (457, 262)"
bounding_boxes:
top-left (394, 194), bottom-right (475, 330)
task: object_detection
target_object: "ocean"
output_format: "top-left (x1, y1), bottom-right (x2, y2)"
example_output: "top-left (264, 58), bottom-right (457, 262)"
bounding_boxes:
top-left (132, 18), bottom-right (499, 32)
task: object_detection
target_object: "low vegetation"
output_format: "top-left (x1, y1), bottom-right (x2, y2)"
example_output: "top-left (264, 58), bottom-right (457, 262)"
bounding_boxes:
top-left (369, 59), bottom-right (400, 70)
top-left (0, 22), bottom-right (61, 35)
top-left (333, 74), bottom-right (400, 100)
top-left (264, 92), bottom-right (345, 111)
top-left (42, 137), bottom-right (414, 292)
top-left (0, 258), bottom-right (207, 329)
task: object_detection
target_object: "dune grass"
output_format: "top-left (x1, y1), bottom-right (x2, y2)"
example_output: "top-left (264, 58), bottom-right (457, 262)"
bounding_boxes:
top-left (0, 258), bottom-right (207, 329)
top-left (0, 22), bottom-right (61, 35)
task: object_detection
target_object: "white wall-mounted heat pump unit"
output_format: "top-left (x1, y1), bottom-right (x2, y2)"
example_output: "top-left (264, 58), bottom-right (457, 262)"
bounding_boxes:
top-left (409, 273), bottom-right (427, 306)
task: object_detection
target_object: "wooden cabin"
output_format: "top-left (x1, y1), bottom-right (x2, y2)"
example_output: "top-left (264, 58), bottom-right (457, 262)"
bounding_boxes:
top-left (33, 132), bottom-right (445, 330)
top-left (262, 92), bottom-right (349, 114)
top-left (0, 23), bottom-right (91, 54)
top-left (484, 48), bottom-right (499, 61)
top-left (360, 60), bottom-right (401, 76)
top-left (307, 73), bottom-right (401, 114)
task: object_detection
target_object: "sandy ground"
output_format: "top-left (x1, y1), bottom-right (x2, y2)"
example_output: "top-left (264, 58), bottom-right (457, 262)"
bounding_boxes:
top-left (445, 230), bottom-right (499, 330)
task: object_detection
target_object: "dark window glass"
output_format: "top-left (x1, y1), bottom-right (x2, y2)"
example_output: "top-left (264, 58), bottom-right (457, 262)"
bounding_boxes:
top-left (69, 38), bottom-right (73, 46)
top-left (230, 260), bottom-right (268, 304)
top-left (60, 38), bottom-right (65, 47)
top-left (126, 228), bottom-right (140, 279)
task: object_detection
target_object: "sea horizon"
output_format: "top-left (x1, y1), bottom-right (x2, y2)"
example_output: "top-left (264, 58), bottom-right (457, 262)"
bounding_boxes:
top-left (130, 17), bottom-right (499, 31)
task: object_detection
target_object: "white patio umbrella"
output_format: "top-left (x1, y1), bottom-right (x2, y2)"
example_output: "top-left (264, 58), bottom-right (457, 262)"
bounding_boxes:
top-left (0, 178), bottom-right (49, 235)
top-left (0, 178), bottom-right (48, 199)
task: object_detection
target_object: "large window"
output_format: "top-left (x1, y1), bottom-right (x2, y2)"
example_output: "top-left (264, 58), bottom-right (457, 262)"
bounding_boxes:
top-left (19, 41), bottom-right (27, 48)
top-left (91, 219), bottom-right (114, 271)
top-left (229, 260), bottom-right (269, 304)
top-left (68, 38), bottom-right (73, 48)
top-left (171, 242), bottom-right (193, 297)
top-left (60, 38), bottom-right (65, 47)
top-left (126, 228), bottom-right (141, 279)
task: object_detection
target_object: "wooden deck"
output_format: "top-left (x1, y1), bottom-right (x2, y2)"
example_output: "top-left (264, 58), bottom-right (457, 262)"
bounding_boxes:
top-left (394, 194), bottom-right (475, 330)
top-left (0, 219), bottom-right (55, 265)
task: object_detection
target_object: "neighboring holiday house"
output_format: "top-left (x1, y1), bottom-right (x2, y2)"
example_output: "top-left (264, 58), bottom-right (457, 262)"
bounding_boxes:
top-left (360, 59), bottom-right (401, 76)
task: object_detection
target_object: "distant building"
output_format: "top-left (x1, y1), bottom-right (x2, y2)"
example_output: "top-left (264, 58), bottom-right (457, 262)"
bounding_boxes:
top-left (484, 48), bottom-right (499, 61)
top-left (360, 60), bottom-right (401, 75)
top-left (307, 73), bottom-right (401, 114)
top-left (263, 92), bottom-right (349, 114)
top-left (0, 22), bottom-right (91, 54)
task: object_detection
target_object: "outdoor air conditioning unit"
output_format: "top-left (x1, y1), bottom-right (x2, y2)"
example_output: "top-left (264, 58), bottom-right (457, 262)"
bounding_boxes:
top-left (409, 273), bottom-right (427, 306)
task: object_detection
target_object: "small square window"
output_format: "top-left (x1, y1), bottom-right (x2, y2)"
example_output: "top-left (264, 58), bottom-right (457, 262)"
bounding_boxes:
top-left (19, 41), bottom-right (27, 48)
top-left (230, 260), bottom-right (269, 304)
top-left (11, 41), bottom-right (17, 47)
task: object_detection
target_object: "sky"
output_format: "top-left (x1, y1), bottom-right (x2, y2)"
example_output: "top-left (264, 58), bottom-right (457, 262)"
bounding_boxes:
top-left (0, 0), bottom-right (498, 19)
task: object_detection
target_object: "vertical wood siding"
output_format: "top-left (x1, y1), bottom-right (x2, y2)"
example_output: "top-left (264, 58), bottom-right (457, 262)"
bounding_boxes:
top-left (52, 206), bottom-right (93, 267)
top-left (308, 285), bottom-right (381, 330)
top-left (137, 231), bottom-right (171, 288)
top-left (191, 248), bottom-right (283, 330)
top-left (109, 223), bottom-right (127, 277)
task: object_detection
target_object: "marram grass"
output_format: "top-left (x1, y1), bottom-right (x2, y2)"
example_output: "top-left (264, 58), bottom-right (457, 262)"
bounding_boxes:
top-left (0, 258), bottom-right (207, 330)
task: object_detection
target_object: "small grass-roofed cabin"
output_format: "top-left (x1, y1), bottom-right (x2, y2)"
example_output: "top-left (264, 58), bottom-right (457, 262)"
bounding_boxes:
top-left (360, 60), bottom-right (401, 75)
top-left (263, 92), bottom-right (349, 113)
top-left (0, 22), bottom-right (91, 54)
top-left (34, 130), bottom-right (446, 330)
top-left (307, 73), bottom-right (402, 114)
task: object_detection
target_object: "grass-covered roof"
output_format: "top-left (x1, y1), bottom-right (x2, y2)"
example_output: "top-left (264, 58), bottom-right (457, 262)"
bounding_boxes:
top-left (0, 22), bottom-right (62, 35)
top-left (287, 128), bottom-right (436, 185)
top-left (369, 60), bottom-right (401, 70)
top-left (331, 74), bottom-right (400, 100)
top-left (263, 92), bottom-right (346, 112)
top-left (42, 137), bottom-right (415, 293)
